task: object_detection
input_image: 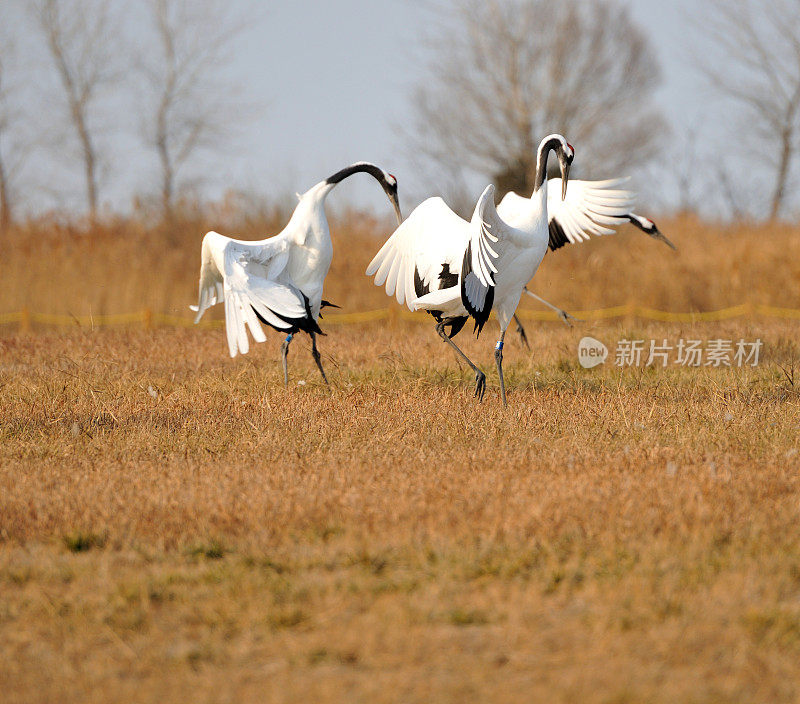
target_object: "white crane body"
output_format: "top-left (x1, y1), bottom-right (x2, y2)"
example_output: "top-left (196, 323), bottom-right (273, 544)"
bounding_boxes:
top-left (407, 185), bottom-right (550, 332)
top-left (194, 163), bottom-right (401, 385)
top-left (366, 134), bottom-right (663, 405)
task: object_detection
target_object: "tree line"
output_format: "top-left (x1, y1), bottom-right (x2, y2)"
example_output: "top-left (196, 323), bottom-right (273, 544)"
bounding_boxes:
top-left (410, 0), bottom-right (800, 221)
top-left (0, 0), bottom-right (251, 230)
top-left (0, 0), bottom-right (798, 233)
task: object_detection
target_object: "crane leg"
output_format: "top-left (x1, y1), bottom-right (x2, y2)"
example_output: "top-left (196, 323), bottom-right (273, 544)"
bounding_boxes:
top-left (280, 334), bottom-right (293, 387)
top-left (435, 322), bottom-right (487, 402)
top-left (310, 332), bottom-right (329, 385)
top-left (513, 315), bottom-right (530, 349)
top-left (495, 330), bottom-right (507, 407)
top-left (523, 287), bottom-right (576, 326)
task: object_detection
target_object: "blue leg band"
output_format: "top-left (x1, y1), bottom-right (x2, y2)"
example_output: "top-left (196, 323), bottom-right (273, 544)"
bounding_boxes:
top-left (285, 334), bottom-right (293, 343)
top-left (495, 340), bottom-right (504, 351)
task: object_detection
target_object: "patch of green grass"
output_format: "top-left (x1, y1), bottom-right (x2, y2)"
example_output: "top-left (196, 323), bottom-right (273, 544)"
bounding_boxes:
top-left (268, 607), bottom-right (307, 629)
top-left (308, 648), bottom-right (329, 665)
top-left (306, 648), bottom-right (359, 666)
top-left (344, 550), bottom-right (390, 574)
top-left (368, 576), bottom-right (420, 595)
top-left (4, 566), bottom-right (33, 584)
top-left (445, 608), bottom-right (491, 626)
top-left (744, 608), bottom-right (800, 650)
top-left (241, 555), bottom-right (288, 573)
top-left (63, 531), bottom-right (106, 552)
top-left (187, 539), bottom-right (227, 560)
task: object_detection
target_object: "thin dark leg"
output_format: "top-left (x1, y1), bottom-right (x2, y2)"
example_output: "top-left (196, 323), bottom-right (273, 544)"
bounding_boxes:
top-left (495, 330), bottom-right (507, 407)
top-left (280, 334), bottom-right (293, 387)
top-left (436, 322), bottom-right (487, 402)
top-left (310, 332), bottom-right (329, 385)
top-left (523, 287), bottom-right (575, 326)
top-left (513, 315), bottom-right (530, 350)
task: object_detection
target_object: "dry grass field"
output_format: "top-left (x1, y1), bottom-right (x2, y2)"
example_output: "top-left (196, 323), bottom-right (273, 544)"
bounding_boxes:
top-left (4, 209), bottom-right (800, 317)
top-left (2, 213), bottom-right (800, 702)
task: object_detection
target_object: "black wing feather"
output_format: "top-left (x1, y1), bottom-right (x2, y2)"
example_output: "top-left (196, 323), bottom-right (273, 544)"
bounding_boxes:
top-left (253, 291), bottom-right (323, 336)
top-left (460, 240), bottom-right (494, 337)
top-left (548, 217), bottom-right (570, 251)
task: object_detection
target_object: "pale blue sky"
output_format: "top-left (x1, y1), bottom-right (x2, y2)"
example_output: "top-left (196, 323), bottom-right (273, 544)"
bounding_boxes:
top-left (7, 0), bottom-right (712, 216)
top-left (226, 0), bottom-right (703, 213)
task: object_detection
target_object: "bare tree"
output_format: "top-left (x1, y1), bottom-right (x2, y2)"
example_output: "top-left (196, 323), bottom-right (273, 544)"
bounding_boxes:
top-left (0, 50), bottom-right (17, 233)
top-left (137, 0), bottom-right (252, 221)
top-left (33, 0), bottom-right (120, 221)
top-left (660, 121), bottom-right (717, 217)
top-left (409, 0), bottom-right (664, 196)
top-left (0, 5), bottom-right (30, 233)
top-left (698, 0), bottom-right (800, 219)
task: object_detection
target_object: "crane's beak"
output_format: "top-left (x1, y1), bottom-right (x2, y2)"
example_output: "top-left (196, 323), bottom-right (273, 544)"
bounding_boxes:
top-left (559, 155), bottom-right (571, 201)
top-left (390, 192), bottom-right (403, 225)
top-left (650, 226), bottom-right (677, 251)
top-left (628, 215), bottom-right (677, 251)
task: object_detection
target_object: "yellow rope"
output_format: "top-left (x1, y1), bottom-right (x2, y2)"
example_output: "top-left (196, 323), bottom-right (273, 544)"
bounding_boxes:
top-left (755, 304), bottom-right (800, 320)
top-left (2, 304), bottom-right (800, 328)
top-left (0, 311), bottom-right (22, 324)
top-left (510, 303), bottom-right (762, 322)
top-left (29, 311), bottom-right (149, 326)
top-left (154, 314), bottom-right (221, 328)
top-left (323, 309), bottom-right (391, 324)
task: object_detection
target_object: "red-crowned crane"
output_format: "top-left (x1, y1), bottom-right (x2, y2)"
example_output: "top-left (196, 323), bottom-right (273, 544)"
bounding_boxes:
top-left (366, 135), bottom-right (574, 406)
top-left (194, 163), bottom-right (402, 385)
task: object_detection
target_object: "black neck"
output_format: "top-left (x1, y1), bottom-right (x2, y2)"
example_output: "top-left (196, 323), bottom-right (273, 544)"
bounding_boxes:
top-left (533, 137), bottom-right (562, 193)
top-left (325, 162), bottom-right (385, 186)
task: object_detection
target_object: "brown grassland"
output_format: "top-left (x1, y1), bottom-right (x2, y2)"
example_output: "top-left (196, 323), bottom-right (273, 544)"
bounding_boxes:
top-left (2, 212), bottom-right (800, 703)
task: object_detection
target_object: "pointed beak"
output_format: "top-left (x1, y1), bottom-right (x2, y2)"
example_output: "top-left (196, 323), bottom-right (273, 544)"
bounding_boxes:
top-left (390, 192), bottom-right (403, 225)
top-left (559, 158), bottom-right (570, 201)
top-left (651, 227), bottom-right (677, 251)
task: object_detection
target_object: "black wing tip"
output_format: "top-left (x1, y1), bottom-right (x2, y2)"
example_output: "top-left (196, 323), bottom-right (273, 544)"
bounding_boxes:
top-left (460, 240), bottom-right (495, 337)
top-left (548, 219), bottom-right (569, 251)
top-left (470, 290), bottom-right (494, 337)
top-left (438, 262), bottom-right (458, 289)
top-left (414, 266), bottom-right (430, 299)
top-left (447, 316), bottom-right (468, 339)
top-left (253, 307), bottom-right (324, 336)
top-left (252, 291), bottom-right (324, 336)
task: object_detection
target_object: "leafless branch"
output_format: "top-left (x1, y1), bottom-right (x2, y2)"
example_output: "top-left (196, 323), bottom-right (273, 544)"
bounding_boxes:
top-left (0, 2), bottom-right (33, 233)
top-left (696, 0), bottom-right (800, 219)
top-left (408, 0), bottom-right (664, 196)
top-left (32, 0), bottom-right (122, 221)
top-left (137, 0), bottom-right (256, 222)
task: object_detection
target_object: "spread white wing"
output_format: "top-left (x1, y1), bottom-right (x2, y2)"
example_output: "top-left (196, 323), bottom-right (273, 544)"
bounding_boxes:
top-left (457, 184), bottom-right (515, 330)
top-left (365, 197), bottom-right (468, 310)
top-left (498, 178), bottom-right (636, 251)
top-left (194, 231), bottom-right (307, 357)
top-left (546, 178), bottom-right (635, 250)
top-left (412, 185), bottom-right (515, 334)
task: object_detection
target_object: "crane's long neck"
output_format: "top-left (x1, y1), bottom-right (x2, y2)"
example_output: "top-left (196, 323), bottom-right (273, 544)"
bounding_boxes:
top-left (301, 164), bottom-right (387, 206)
top-left (325, 162), bottom-right (386, 187)
top-left (533, 136), bottom-right (562, 193)
top-left (297, 162), bottom-right (399, 232)
top-left (319, 162), bottom-right (402, 225)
